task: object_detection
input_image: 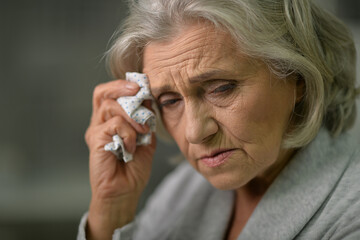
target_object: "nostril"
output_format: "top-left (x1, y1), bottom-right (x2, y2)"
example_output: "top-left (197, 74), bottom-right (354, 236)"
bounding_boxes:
top-left (185, 118), bottom-right (219, 144)
top-left (202, 132), bottom-right (217, 143)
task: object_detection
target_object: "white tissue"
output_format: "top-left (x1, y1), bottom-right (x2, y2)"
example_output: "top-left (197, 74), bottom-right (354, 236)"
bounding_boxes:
top-left (104, 72), bottom-right (156, 162)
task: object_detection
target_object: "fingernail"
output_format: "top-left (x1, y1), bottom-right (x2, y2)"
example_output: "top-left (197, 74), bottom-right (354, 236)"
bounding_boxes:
top-left (125, 82), bottom-right (138, 90)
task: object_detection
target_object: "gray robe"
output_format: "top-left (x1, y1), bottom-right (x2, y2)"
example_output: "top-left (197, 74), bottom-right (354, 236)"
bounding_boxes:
top-left (78, 128), bottom-right (360, 239)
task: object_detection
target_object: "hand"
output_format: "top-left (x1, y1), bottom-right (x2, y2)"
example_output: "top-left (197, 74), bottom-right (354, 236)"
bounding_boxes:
top-left (84, 79), bottom-right (156, 240)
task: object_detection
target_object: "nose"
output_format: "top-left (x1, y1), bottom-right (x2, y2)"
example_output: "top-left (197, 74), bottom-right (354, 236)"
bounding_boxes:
top-left (184, 101), bottom-right (218, 144)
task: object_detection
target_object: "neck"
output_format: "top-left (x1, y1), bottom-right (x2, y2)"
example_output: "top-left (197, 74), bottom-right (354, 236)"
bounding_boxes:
top-left (225, 148), bottom-right (297, 240)
top-left (237, 147), bottom-right (297, 202)
top-left (257, 147), bottom-right (297, 188)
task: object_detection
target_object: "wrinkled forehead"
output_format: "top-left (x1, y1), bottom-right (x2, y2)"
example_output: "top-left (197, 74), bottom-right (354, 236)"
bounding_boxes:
top-left (141, 21), bottom-right (267, 102)
top-left (143, 23), bottom-right (240, 73)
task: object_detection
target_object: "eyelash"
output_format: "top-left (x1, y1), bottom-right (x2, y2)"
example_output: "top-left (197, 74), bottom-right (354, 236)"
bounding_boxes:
top-left (212, 83), bottom-right (236, 94)
top-left (159, 98), bottom-right (181, 108)
top-left (159, 82), bottom-right (237, 108)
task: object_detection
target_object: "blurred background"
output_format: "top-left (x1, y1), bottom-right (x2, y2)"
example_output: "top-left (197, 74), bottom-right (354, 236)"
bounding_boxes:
top-left (0, 0), bottom-right (359, 239)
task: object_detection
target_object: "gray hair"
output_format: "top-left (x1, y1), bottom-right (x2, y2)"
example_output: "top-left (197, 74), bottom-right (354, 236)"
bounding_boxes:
top-left (106, 0), bottom-right (359, 148)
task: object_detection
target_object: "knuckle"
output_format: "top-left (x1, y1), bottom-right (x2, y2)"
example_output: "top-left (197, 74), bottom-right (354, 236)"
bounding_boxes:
top-left (93, 84), bottom-right (103, 97)
top-left (111, 115), bottom-right (123, 124)
top-left (110, 116), bottom-right (134, 136)
top-left (93, 84), bottom-right (105, 103)
top-left (93, 85), bottom-right (101, 107)
top-left (122, 131), bottom-right (136, 149)
top-left (84, 128), bottom-right (92, 145)
top-left (101, 99), bottom-right (113, 110)
top-left (108, 116), bottom-right (124, 131)
top-left (95, 100), bottom-right (118, 123)
top-left (127, 131), bottom-right (137, 142)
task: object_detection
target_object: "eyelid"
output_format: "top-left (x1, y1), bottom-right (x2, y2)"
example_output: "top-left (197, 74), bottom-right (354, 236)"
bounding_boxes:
top-left (157, 91), bottom-right (179, 101)
top-left (212, 83), bottom-right (236, 93)
top-left (156, 79), bottom-right (237, 99)
top-left (207, 80), bottom-right (237, 91)
top-left (157, 92), bottom-right (182, 106)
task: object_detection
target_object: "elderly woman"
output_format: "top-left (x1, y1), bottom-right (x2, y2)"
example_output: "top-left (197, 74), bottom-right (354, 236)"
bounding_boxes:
top-left (78, 0), bottom-right (360, 239)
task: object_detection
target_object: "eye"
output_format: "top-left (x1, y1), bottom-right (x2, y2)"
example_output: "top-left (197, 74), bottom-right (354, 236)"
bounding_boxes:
top-left (212, 83), bottom-right (236, 94)
top-left (160, 98), bottom-right (180, 107)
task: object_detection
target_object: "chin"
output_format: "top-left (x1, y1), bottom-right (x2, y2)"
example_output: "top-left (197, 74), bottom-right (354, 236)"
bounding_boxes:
top-left (206, 173), bottom-right (251, 191)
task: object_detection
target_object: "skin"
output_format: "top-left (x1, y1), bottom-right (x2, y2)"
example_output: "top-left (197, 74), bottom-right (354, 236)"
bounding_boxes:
top-left (144, 23), bottom-right (297, 190)
top-left (85, 81), bottom-right (156, 240)
top-left (85, 21), bottom-right (301, 239)
top-left (143, 22), bottom-right (299, 238)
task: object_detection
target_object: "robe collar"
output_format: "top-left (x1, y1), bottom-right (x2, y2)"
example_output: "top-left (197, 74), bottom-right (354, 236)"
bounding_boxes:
top-left (239, 128), bottom-right (354, 239)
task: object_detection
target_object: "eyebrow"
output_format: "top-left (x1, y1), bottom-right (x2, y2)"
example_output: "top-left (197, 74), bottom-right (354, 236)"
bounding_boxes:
top-left (188, 69), bottom-right (229, 83)
top-left (151, 69), bottom-right (232, 98)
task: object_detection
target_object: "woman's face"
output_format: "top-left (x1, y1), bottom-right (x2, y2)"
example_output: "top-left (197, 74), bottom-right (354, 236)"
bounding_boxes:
top-left (143, 23), bottom-right (298, 190)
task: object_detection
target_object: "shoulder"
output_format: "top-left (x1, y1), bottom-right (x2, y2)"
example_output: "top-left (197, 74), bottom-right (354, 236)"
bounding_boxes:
top-left (315, 129), bottom-right (360, 209)
top-left (327, 146), bottom-right (360, 239)
top-left (303, 130), bottom-right (360, 239)
top-left (327, 129), bottom-right (360, 189)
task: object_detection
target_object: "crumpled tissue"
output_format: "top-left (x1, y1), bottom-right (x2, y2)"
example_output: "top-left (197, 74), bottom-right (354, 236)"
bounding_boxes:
top-left (104, 72), bottom-right (156, 162)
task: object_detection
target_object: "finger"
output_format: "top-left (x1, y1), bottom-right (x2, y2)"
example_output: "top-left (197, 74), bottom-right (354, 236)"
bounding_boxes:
top-left (92, 99), bottom-right (150, 134)
top-left (92, 80), bottom-right (140, 111)
top-left (128, 132), bottom-right (157, 175)
top-left (102, 116), bottom-right (138, 154)
top-left (92, 99), bottom-right (123, 124)
top-left (86, 115), bottom-right (137, 154)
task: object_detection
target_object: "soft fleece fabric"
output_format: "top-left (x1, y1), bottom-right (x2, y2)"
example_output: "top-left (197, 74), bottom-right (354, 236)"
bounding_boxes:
top-left (78, 128), bottom-right (360, 240)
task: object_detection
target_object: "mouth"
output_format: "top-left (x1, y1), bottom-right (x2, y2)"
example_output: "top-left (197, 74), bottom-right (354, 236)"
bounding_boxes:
top-left (199, 149), bottom-right (235, 168)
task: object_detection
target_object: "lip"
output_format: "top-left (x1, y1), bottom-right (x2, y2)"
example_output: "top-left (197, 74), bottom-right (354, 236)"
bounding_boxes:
top-left (199, 149), bottom-right (235, 168)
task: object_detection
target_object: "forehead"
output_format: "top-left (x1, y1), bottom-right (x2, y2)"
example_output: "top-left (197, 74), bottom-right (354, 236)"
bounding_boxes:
top-left (144, 23), bottom-right (239, 68)
top-left (142, 22), bottom-right (257, 91)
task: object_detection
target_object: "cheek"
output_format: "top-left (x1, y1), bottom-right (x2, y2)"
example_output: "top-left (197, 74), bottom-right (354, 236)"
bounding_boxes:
top-left (161, 107), bottom-right (184, 137)
top-left (162, 111), bottom-right (189, 152)
top-left (230, 88), bottom-right (293, 135)
top-left (216, 94), bottom-right (262, 142)
top-left (219, 88), bottom-right (293, 158)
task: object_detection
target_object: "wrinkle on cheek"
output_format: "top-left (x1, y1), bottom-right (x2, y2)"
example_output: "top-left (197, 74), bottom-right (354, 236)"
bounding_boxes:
top-left (213, 91), bottom-right (239, 108)
top-left (225, 102), bottom-right (259, 145)
top-left (224, 92), bottom-right (244, 115)
top-left (161, 101), bottom-right (185, 131)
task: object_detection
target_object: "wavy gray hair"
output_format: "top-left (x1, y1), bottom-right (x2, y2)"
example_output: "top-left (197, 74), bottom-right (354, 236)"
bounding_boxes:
top-left (106, 0), bottom-right (359, 148)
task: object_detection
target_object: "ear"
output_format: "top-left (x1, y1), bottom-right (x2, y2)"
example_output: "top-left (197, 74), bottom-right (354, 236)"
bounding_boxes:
top-left (295, 77), bottom-right (305, 104)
